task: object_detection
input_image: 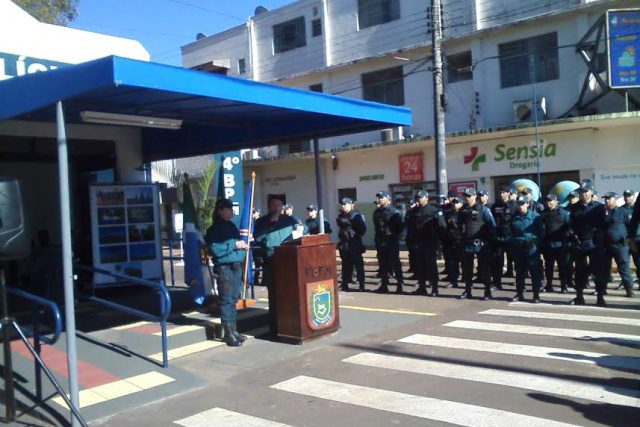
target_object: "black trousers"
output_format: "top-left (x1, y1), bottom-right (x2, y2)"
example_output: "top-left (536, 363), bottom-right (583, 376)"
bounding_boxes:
top-left (542, 245), bottom-right (570, 288)
top-left (630, 247), bottom-right (640, 281)
top-left (461, 247), bottom-right (491, 294)
top-left (514, 248), bottom-right (542, 294)
top-left (490, 241), bottom-right (507, 288)
top-left (417, 241), bottom-right (439, 288)
top-left (262, 258), bottom-right (278, 334)
top-left (571, 245), bottom-right (606, 295)
top-left (377, 243), bottom-right (404, 287)
top-left (340, 248), bottom-right (365, 286)
top-left (444, 242), bottom-right (461, 284)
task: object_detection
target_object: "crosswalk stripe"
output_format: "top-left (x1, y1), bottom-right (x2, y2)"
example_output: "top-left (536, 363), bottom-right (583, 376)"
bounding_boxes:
top-left (272, 376), bottom-right (585, 427)
top-left (149, 341), bottom-right (224, 361)
top-left (539, 293), bottom-right (638, 303)
top-left (398, 334), bottom-right (640, 372)
top-left (444, 320), bottom-right (640, 345)
top-left (508, 301), bottom-right (640, 313)
top-left (343, 352), bottom-right (640, 407)
top-left (174, 407), bottom-right (294, 427)
top-left (153, 308), bottom-right (269, 337)
top-left (480, 309), bottom-right (640, 326)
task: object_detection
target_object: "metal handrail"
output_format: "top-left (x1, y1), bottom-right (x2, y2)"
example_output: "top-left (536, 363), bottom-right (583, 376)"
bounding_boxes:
top-left (74, 264), bottom-right (171, 367)
top-left (6, 287), bottom-right (62, 345)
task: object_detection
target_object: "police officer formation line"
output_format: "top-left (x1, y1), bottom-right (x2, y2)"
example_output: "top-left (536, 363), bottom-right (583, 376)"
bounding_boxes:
top-left (334, 181), bottom-right (639, 308)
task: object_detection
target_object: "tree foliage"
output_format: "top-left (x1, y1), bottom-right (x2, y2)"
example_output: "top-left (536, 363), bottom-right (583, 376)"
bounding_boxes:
top-left (14, 0), bottom-right (79, 26)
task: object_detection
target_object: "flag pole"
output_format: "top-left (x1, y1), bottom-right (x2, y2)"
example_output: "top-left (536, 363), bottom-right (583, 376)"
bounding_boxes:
top-left (241, 171), bottom-right (257, 304)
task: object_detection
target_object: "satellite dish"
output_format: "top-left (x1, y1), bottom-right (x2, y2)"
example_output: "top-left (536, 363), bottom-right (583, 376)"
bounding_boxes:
top-left (514, 102), bottom-right (532, 121)
top-left (196, 33), bottom-right (207, 40)
top-left (255, 6), bottom-right (269, 15)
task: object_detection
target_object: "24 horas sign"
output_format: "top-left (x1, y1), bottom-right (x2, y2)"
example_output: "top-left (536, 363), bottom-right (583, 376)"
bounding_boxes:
top-left (464, 140), bottom-right (557, 172)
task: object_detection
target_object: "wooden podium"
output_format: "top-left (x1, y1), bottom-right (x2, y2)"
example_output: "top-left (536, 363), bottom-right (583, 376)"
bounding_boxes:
top-left (273, 234), bottom-right (340, 343)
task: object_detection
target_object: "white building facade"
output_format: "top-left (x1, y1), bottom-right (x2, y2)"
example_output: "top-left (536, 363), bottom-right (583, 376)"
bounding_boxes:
top-left (182, 0), bottom-right (639, 245)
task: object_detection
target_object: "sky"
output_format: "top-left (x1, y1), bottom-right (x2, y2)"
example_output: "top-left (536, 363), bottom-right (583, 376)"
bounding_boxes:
top-left (69, 0), bottom-right (293, 66)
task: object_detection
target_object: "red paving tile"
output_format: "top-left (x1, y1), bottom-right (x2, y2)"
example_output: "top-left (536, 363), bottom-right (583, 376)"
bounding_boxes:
top-left (128, 324), bottom-right (166, 334)
top-left (11, 339), bottom-right (120, 388)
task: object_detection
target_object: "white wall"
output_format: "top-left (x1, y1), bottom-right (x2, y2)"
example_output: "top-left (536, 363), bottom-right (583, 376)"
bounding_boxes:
top-left (181, 25), bottom-right (250, 77)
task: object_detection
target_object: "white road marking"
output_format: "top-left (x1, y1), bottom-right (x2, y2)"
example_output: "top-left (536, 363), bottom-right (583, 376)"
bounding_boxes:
top-left (272, 376), bottom-right (586, 427)
top-left (174, 407), bottom-right (294, 427)
top-left (444, 320), bottom-right (640, 345)
top-left (480, 309), bottom-right (640, 326)
top-left (398, 334), bottom-right (640, 372)
top-left (343, 352), bottom-right (640, 408)
top-left (508, 301), bottom-right (640, 313)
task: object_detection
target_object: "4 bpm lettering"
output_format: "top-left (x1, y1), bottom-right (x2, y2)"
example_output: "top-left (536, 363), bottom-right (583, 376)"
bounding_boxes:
top-left (494, 142), bottom-right (557, 170)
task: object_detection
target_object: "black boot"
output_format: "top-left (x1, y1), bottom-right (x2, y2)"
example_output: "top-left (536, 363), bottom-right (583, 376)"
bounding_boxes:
top-left (511, 292), bottom-right (525, 302)
top-left (625, 288), bottom-right (635, 298)
top-left (596, 295), bottom-right (607, 307)
top-left (222, 323), bottom-right (242, 347)
top-left (560, 283), bottom-right (568, 294)
top-left (412, 284), bottom-right (428, 295)
top-left (532, 289), bottom-right (541, 304)
top-left (458, 285), bottom-right (473, 300)
top-left (231, 321), bottom-right (247, 343)
top-left (481, 290), bottom-right (492, 301)
top-left (374, 285), bottom-right (389, 294)
top-left (570, 289), bottom-right (586, 306)
top-left (359, 282), bottom-right (366, 292)
top-left (429, 284), bottom-right (439, 297)
top-left (395, 284), bottom-right (404, 294)
top-left (339, 284), bottom-right (351, 292)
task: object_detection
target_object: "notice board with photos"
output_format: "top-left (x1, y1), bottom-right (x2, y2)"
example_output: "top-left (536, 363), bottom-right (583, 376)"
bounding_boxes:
top-left (89, 183), bottom-right (162, 285)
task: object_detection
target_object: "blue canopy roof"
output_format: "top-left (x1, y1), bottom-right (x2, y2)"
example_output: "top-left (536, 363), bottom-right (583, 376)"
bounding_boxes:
top-left (0, 56), bottom-right (411, 161)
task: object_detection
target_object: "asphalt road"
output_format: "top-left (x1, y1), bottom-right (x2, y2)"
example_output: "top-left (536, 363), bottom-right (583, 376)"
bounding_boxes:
top-left (90, 281), bottom-right (640, 427)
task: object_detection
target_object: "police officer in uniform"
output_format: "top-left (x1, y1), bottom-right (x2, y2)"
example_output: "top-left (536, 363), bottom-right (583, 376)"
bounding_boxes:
top-left (479, 190), bottom-right (490, 208)
top-left (205, 198), bottom-right (249, 347)
top-left (521, 188), bottom-right (544, 213)
top-left (540, 194), bottom-right (571, 293)
top-left (491, 185), bottom-right (515, 290)
top-left (620, 190), bottom-right (640, 288)
top-left (336, 198), bottom-right (367, 292)
top-left (509, 195), bottom-right (546, 303)
top-left (373, 190), bottom-right (405, 294)
top-left (405, 196), bottom-right (421, 281)
top-left (305, 204), bottom-right (332, 235)
top-left (457, 188), bottom-right (496, 300)
top-left (443, 197), bottom-right (463, 288)
top-left (603, 192), bottom-right (635, 297)
top-left (504, 187), bottom-right (519, 277)
top-left (405, 190), bottom-right (446, 296)
top-left (567, 181), bottom-right (607, 306)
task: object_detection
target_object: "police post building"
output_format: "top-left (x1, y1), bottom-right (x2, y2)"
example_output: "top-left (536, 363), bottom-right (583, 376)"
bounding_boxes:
top-left (182, 0), bottom-right (640, 246)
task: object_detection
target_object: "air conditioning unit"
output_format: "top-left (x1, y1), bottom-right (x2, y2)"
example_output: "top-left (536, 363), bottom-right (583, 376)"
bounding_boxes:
top-left (241, 149), bottom-right (260, 161)
top-left (380, 127), bottom-right (404, 142)
top-left (514, 97), bottom-right (548, 122)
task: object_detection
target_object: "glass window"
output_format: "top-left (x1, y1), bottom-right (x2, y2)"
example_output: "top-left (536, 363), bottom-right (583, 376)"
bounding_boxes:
top-left (358, 0), bottom-right (400, 29)
top-left (499, 33), bottom-right (559, 88)
top-left (311, 19), bottom-right (322, 37)
top-left (238, 58), bottom-right (246, 74)
top-left (446, 51), bottom-right (473, 83)
top-left (309, 83), bottom-right (323, 92)
top-left (361, 66), bottom-right (405, 106)
top-left (273, 17), bottom-right (307, 54)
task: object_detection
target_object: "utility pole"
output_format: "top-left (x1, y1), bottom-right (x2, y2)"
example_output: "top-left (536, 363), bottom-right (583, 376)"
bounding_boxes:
top-left (431, 0), bottom-right (448, 197)
top-left (529, 53), bottom-right (542, 191)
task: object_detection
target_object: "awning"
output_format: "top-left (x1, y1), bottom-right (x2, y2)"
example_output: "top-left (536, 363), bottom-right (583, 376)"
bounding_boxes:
top-left (0, 55), bottom-right (412, 161)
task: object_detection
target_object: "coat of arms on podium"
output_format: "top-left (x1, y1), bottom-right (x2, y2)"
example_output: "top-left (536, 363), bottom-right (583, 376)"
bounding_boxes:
top-left (306, 280), bottom-right (335, 330)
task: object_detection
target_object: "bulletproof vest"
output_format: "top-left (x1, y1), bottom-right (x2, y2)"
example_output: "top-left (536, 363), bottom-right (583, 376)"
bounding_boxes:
top-left (570, 202), bottom-right (598, 241)
top-left (444, 209), bottom-right (462, 242)
top-left (416, 205), bottom-right (440, 239)
top-left (373, 206), bottom-right (393, 237)
top-left (492, 200), bottom-right (513, 235)
top-left (461, 203), bottom-right (484, 239)
top-left (406, 206), bottom-right (421, 237)
top-left (542, 208), bottom-right (565, 240)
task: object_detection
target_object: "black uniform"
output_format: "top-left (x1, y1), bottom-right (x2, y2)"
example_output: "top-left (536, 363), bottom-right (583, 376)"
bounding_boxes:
top-left (458, 202), bottom-right (496, 299)
top-left (305, 217), bottom-right (332, 235)
top-left (621, 202), bottom-right (640, 285)
top-left (540, 206), bottom-right (571, 293)
top-left (603, 205), bottom-right (635, 296)
top-left (405, 203), bottom-right (446, 295)
top-left (405, 207), bottom-right (419, 279)
top-left (373, 204), bottom-right (405, 293)
top-left (490, 198), bottom-right (516, 290)
top-left (336, 209), bottom-right (367, 291)
top-left (443, 206), bottom-right (463, 287)
top-left (568, 200), bottom-right (607, 304)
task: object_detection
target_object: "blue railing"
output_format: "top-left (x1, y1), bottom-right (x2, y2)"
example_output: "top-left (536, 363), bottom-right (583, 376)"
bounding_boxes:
top-left (6, 287), bottom-right (63, 403)
top-left (162, 237), bottom-right (184, 287)
top-left (74, 264), bottom-right (171, 368)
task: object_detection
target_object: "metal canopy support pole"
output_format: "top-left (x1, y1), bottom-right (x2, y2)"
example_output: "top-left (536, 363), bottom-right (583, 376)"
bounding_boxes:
top-left (313, 138), bottom-right (325, 234)
top-left (56, 101), bottom-right (81, 426)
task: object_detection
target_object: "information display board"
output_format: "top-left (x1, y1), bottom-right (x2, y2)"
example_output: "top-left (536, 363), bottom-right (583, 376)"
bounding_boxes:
top-left (607, 9), bottom-right (640, 89)
top-left (89, 183), bottom-right (162, 285)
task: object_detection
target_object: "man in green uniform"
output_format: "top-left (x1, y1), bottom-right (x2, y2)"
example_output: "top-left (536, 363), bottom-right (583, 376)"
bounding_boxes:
top-left (205, 198), bottom-right (249, 347)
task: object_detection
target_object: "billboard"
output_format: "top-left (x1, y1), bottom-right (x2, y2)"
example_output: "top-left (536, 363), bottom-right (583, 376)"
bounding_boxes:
top-left (607, 9), bottom-right (640, 89)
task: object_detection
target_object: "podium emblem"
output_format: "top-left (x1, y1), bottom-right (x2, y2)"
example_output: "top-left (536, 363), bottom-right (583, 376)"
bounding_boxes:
top-left (306, 281), bottom-right (335, 330)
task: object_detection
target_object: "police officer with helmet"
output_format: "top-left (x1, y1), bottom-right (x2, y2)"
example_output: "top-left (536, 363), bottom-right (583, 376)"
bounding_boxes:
top-left (620, 189), bottom-right (640, 288)
top-left (405, 190), bottom-right (446, 296)
top-left (540, 194), bottom-right (571, 293)
top-left (457, 188), bottom-right (496, 300)
top-left (510, 195), bottom-right (546, 303)
top-left (336, 198), bottom-right (367, 292)
top-left (373, 190), bottom-right (405, 294)
top-left (443, 197), bottom-right (464, 288)
top-left (602, 192), bottom-right (635, 298)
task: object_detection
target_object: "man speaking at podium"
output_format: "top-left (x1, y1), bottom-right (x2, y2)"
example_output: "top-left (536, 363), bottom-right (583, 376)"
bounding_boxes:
top-left (254, 196), bottom-right (304, 335)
